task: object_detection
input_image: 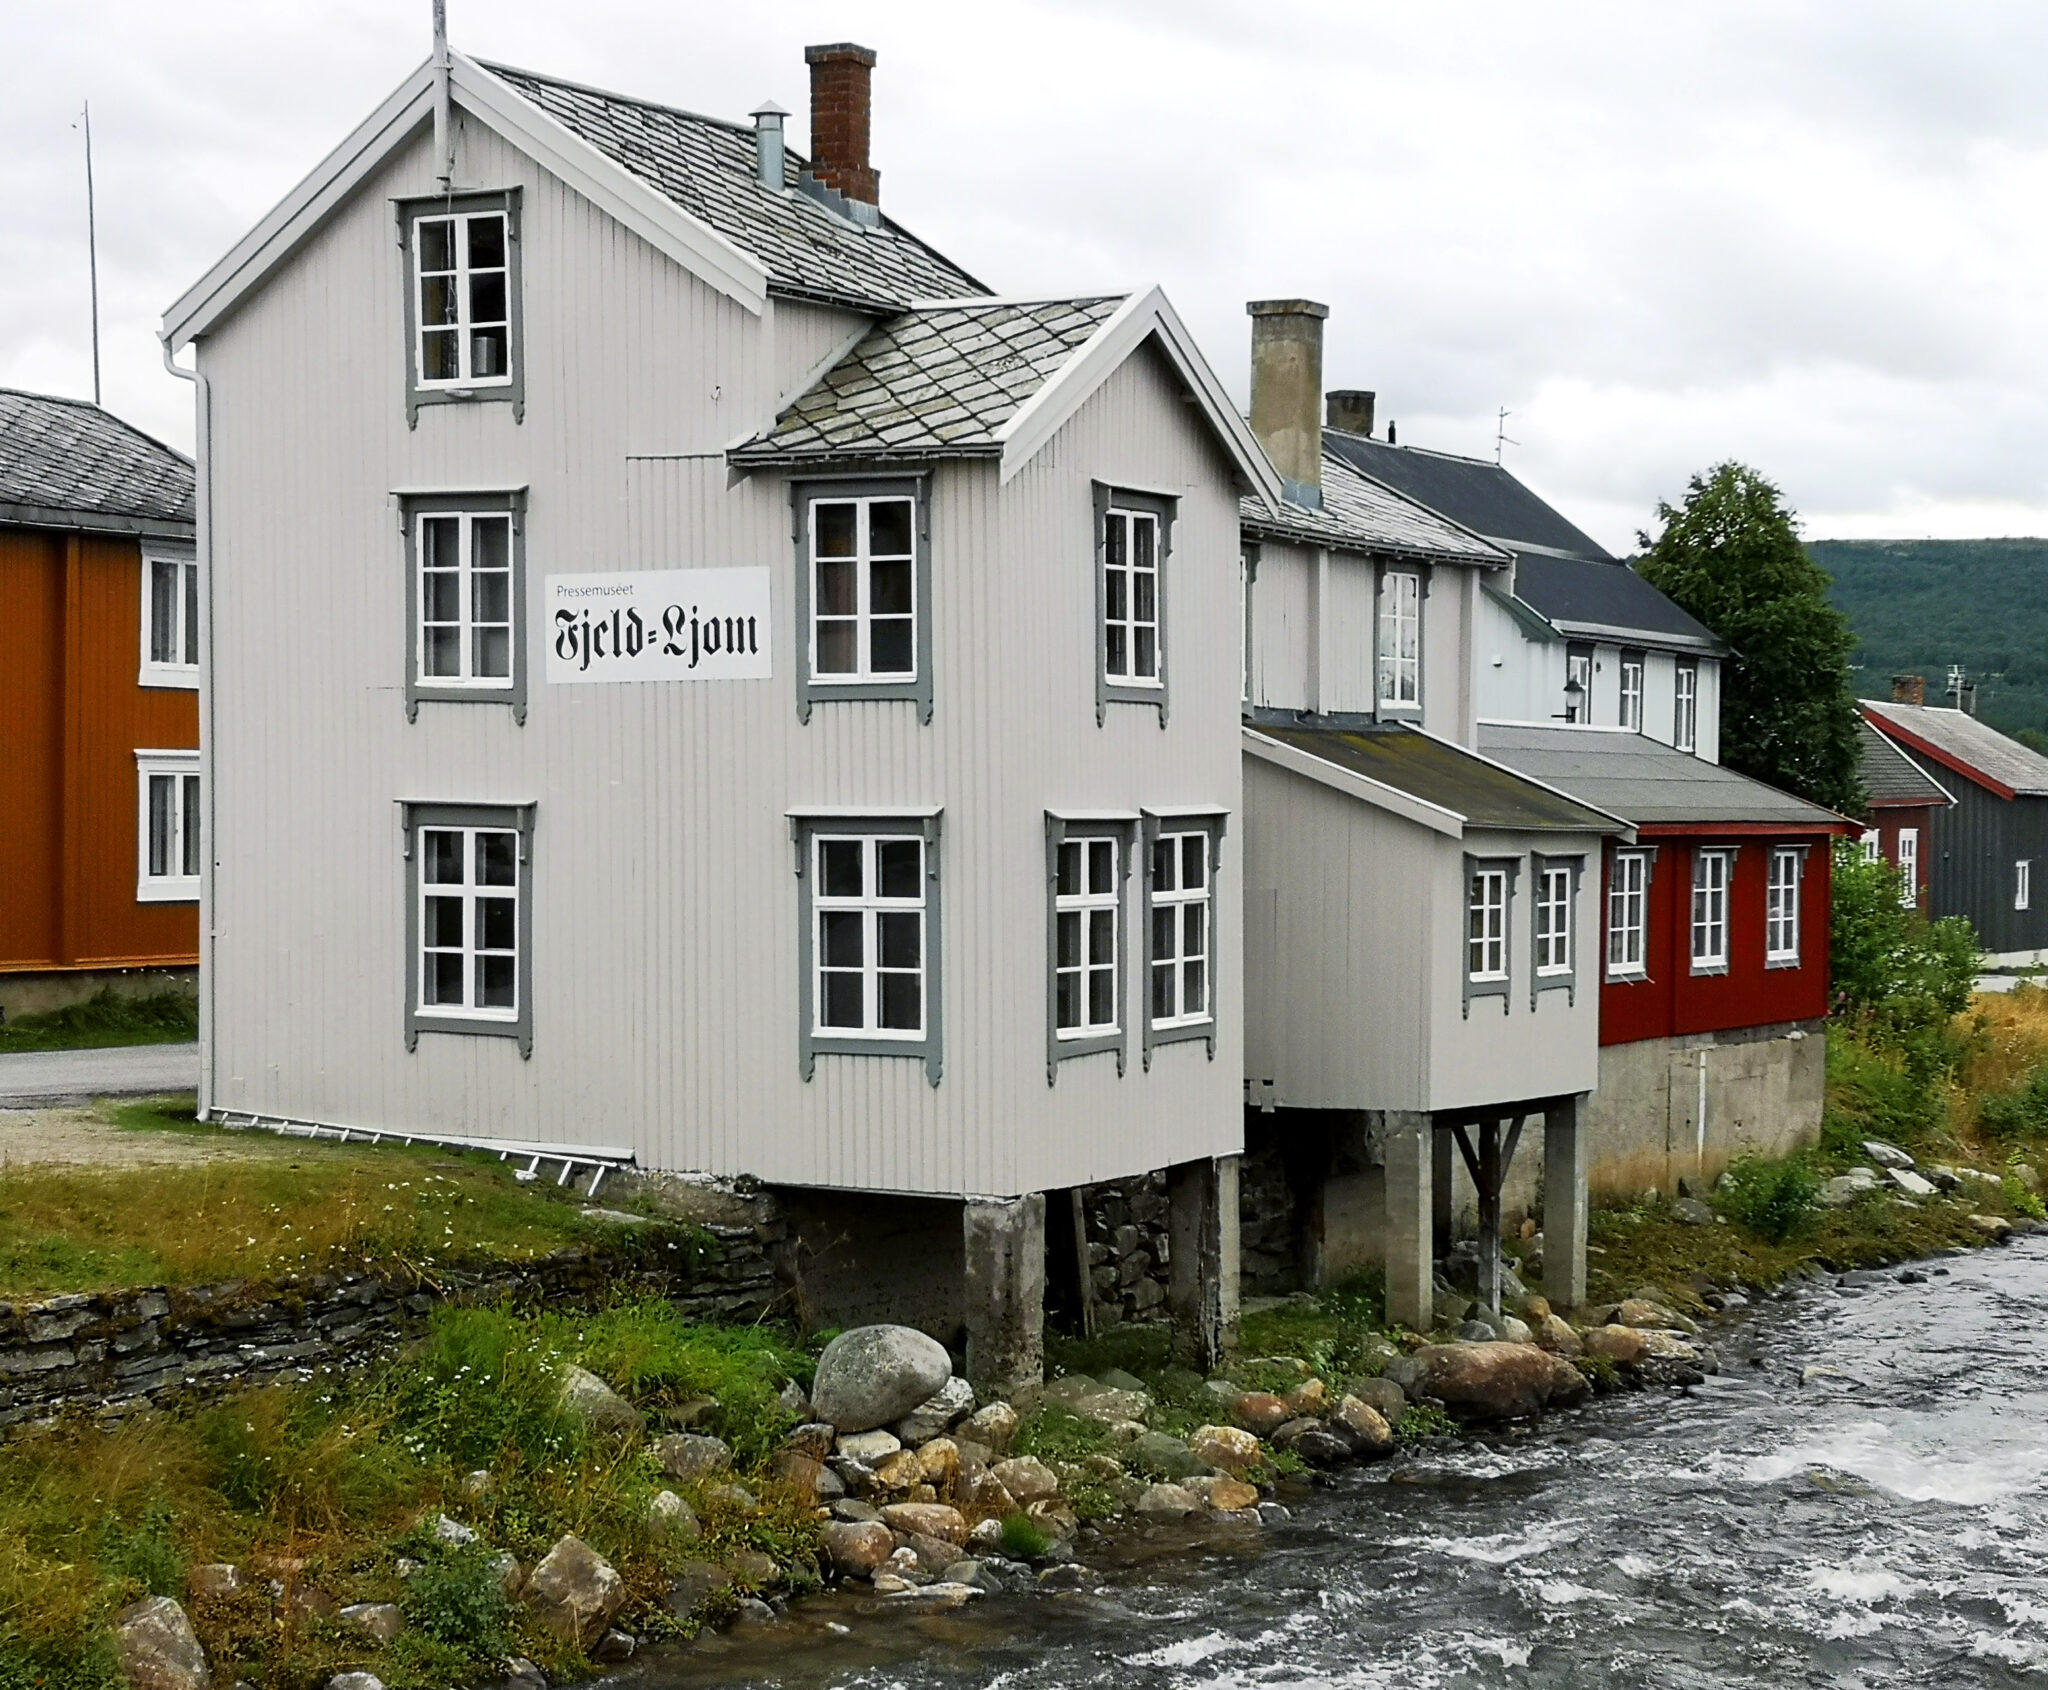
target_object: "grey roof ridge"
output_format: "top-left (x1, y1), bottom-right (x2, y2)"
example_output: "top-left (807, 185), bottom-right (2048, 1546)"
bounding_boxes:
top-left (908, 291), bottom-right (1126, 309)
top-left (1323, 426), bottom-right (1493, 468)
top-left (1410, 722), bottom-right (1636, 837)
top-left (0, 387), bottom-right (195, 468)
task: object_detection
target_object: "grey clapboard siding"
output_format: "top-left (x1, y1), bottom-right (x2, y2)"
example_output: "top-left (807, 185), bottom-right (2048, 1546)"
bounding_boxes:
top-left (199, 122), bottom-right (1241, 1198)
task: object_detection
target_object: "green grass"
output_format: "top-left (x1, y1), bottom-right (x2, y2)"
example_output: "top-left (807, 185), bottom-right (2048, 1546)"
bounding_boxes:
top-left (0, 1301), bottom-right (820, 1690)
top-left (0, 1109), bottom-right (677, 1299)
top-left (0, 989), bottom-right (197, 1054)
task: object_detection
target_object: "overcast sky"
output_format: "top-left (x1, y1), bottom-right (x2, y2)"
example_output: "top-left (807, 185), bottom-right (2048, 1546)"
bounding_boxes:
top-left (7, 0), bottom-right (2047, 551)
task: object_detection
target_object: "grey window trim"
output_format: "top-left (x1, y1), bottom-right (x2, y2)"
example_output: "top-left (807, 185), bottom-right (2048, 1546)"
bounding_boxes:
top-left (1530, 851), bottom-right (1584, 1008)
top-left (1688, 844), bottom-right (1738, 977)
top-left (399, 488), bottom-right (528, 724)
top-left (1141, 809), bottom-right (1226, 1066)
top-left (1044, 812), bottom-right (1139, 1083)
top-left (1373, 560), bottom-right (1428, 721)
top-left (396, 189), bottom-right (524, 429)
top-left (791, 809), bottom-right (943, 1086)
top-left (1462, 853), bottom-right (1520, 1017)
top-left (1764, 842), bottom-right (1812, 970)
top-left (790, 474), bottom-right (933, 724)
top-left (1564, 641), bottom-right (1594, 723)
top-left (400, 799), bottom-right (536, 1058)
top-left (1619, 647), bottom-right (1646, 730)
top-left (1604, 842), bottom-right (1660, 983)
top-left (1095, 483), bottom-right (1174, 727)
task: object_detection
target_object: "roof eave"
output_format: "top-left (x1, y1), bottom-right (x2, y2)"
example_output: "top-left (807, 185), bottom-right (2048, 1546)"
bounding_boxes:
top-left (728, 442), bottom-right (1003, 471)
top-left (1242, 726), bottom-right (1467, 837)
top-left (1412, 725), bottom-right (1636, 839)
top-left (0, 502), bottom-right (195, 541)
top-left (1862, 704), bottom-right (2035, 801)
top-left (1544, 616), bottom-right (1729, 657)
top-left (1239, 510), bottom-right (1504, 568)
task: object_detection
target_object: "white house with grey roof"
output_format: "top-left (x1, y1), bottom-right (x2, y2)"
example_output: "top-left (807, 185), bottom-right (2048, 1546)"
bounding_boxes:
top-left (160, 32), bottom-right (1280, 1387)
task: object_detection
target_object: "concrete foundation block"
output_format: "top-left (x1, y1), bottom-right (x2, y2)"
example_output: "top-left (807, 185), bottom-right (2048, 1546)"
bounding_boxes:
top-left (962, 1195), bottom-right (1046, 1401)
top-left (1167, 1157), bottom-right (1240, 1371)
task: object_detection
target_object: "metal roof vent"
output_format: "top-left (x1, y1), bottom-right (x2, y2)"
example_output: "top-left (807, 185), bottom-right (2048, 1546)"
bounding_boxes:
top-left (751, 100), bottom-right (789, 190)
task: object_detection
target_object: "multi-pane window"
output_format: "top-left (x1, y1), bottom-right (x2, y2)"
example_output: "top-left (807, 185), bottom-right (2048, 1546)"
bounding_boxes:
top-left (419, 827), bottom-right (520, 1019)
top-left (1619, 653), bottom-right (1644, 732)
top-left (141, 551), bottom-right (199, 685)
top-left (414, 210), bottom-right (512, 387)
top-left (1468, 866), bottom-right (1510, 981)
top-left (2020, 859), bottom-right (2033, 912)
top-left (1149, 832), bottom-right (1210, 1026)
top-left (1104, 508), bottom-right (1161, 686)
top-left (1607, 849), bottom-right (1649, 979)
top-left (1860, 828), bottom-right (1882, 863)
top-left (814, 835), bottom-right (926, 1037)
top-left (417, 511), bottom-right (513, 687)
top-left (1055, 838), bottom-right (1119, 1037)
top-left (1691, 849), bottom-right (1731, 972)
top-left (1674, 662), bottom-right (1698, 752)
top-left (135, 752), bottom-right (200, 901)
top-left (1896, 829), bottom-right (1919, 907)
top-left (1535, 863), bottom-right (1573, 975)
top-left (1378, 571), bottom-right (1421, 709)
top-left (1565, 646), bottom-right (1592, 723)
top-left (812, 495), bottom-right (916, 682)
top-left (1766, 847), bottom-right (1802, 964)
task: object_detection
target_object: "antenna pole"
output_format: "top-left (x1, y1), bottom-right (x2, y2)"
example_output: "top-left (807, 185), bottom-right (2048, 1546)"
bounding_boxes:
top-left (82, 100), bottom-right (100, 407)
top-left (1494, 406), bottom-right (1518, 465)
top-left (432, 0), bottom-right (453, 190)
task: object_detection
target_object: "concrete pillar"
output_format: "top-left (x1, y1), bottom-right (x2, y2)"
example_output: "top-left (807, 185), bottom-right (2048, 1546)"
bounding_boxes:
top-left (962, 1194), bottom-right (1045, 1400)
top-left (1383, 1111), bottom-right (1434, 1332)
top-left (1542, 1095), bottom-right (1590, 1311)
top-left (1167, 1156), bottom-right (1241, 1371)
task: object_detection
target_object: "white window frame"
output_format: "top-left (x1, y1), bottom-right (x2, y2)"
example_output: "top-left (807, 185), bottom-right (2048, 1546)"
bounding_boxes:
top-left (1691, 848), bottom-right (1732, 974)
top-left (1565, 646), bottom-right (1593, 724)
top-left (1619, 652), bottom-right (1644, 732)
top-left (1896, 828), bottom-right (1919, 906)
top-left (1607, 848), bottom-right (1650, 981)
top-left (1103, 506), bottom-right (1163, 689)
top-left (812, 833), bottom-right (928, 1043)
top-left (2020, 859), bottom-right (2033, 913)
top-left (1673, 661), bottom-right (1698, 753)
top-left (412, 207), bottom-right (514, 392)
top-left (1765, 846), bottom-right (1803, 966)
top-left (416, 824), bottom-right (522, 1025)
top-left (1468, 866), bottom-right (1510, 982)
top-left (1054, 835), bottom-right (1121, 1042)
top-left (415, 509), bottom-right (516, 692)
top-left (1535, 863), bottom-right (1573, 976)
top-left (135, 750), bottom-right (200, 902)
top-left (139, 546), bottom-right (199, 689)
top-left (1859, 828), bottom-right (1882, 863)
top-left (1378, 570), bottom-right (1421, 710)
top-left (807, 493), bottom-right (920, 686)
top-left (1148, 830), bottom-right (1213, 1030)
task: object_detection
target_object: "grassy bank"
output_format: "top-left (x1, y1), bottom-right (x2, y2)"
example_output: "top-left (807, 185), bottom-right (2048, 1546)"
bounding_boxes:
top-left (0, 1100), bottom-right (652, 1299)
top-left (0, 990), bottom-right (198, 1054)
top-left (0, 1301), bottom-right (819, 1690)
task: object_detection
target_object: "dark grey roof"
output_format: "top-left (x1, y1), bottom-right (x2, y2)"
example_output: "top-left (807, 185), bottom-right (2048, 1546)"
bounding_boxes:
top-left (1324, 432), bottom-right (1612, 561)
top-left (1241, 451), bottom-right (1507, 567)
top-left (1858, 719), bottom-right (1953, 809)
top-left (1323, 429), bottom-right (1723, 652)
top-left (1863, 699), bottom-right (2048, 798)
top-left (0, 388), bottom-right (194, 538)
top-left (731, 297), bottom-right (1122, 464)
top-left (1258, 722), bottom-right (1626, 834)
top-left (486, 63), bottom-right (986, 313)
top-left (1477, 723), bottom-right (1849, 829)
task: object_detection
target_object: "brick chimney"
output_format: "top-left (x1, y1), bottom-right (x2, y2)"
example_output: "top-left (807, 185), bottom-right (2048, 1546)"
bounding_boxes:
top-left (1326, 389), bottom-right (1375, 437)
top-left (805, 43), bottom-right (879, 206)
top-left (1247, 299), bottom-right (1330, 506)
top-left (1892, 673), bottom-right (1926, 707)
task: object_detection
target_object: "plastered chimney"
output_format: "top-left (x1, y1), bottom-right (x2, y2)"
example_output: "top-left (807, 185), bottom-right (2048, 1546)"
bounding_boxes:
top-left (1247, 299), bottom-right (1329, 504)
top-left (805, 43), bottom-right (880, 206)
top-left (1326, 390), bottom-right (1375, 437)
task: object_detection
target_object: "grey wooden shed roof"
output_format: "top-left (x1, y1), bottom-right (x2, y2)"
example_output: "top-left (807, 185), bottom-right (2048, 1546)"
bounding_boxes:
top-left (1477, 724), bottom-right (1849, 829)
top-left (486, 63), bottom-right (986, 312)
top-left (0, 388), bottom-right (195, 539)
top-left (1863, 699), bottom-right (2048, 799)
top-left (731, 296), bottom-right (1124, 465)
top-left (1857, 719), bottom-right (1953, 809)
top-left (1240, 452), bottom-right (1508, 567)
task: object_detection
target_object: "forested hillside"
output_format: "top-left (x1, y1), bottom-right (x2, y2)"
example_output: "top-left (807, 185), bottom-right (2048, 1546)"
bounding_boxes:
top-left (1810, 538), bottom-right (2048, 747)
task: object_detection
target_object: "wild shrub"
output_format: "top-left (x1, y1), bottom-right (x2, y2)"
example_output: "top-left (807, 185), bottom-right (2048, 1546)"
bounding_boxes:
top-left (386, 1305), bottom-right (576, 1473)
top-left (95, 1498), bottom-right (184, 1599)
top-left (1979, 1067), bottom-right (2048, 1141)
top-left (2003, 1174), bottom-right (2048, 1222)
top-left (1395, 1402), bottom-right (1455, 1441)
top-left (1716, 1157), bottom-right (1820, 1244)
top-left (1824, 1034), bottom-right (1946, 1147)
top-left (998, 1513), bottom-right (1050, 1559)
top-left (402, 1547), bottom-right (510, 1650)
top-left (1831, 843), bottom-right (1979, 1083)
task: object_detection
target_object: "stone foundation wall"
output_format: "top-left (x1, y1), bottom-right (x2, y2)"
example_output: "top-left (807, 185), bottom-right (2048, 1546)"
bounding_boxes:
top-left (0, 1223), bottom-right (779, 1432)
top-left (1074, 1173), bottom-right (1172, 1325)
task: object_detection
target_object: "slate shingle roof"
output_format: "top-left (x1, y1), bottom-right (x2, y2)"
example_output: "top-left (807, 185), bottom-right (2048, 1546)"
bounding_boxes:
top-left (731, 297), bottom-right (1125, 464)
top-left (0, 388), bottom-right (194, 537)
top-left (1863, 700), bottom-right (2048, 799)
top-left (1858, 719), bottom-right (1953, 809)
top-left (1241, 452), bottom-right (1506, 566)
top-left (1478, 724), bottom-right (1849, 829)
top-left (485, 63), bottom-right (986, 312)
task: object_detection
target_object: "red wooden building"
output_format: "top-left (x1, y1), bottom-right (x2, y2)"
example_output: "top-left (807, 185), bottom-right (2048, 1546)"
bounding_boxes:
top-left (1855, 712), bottom-right (1951, 913)
top-left (0, 388), bottom-right (199, 1016)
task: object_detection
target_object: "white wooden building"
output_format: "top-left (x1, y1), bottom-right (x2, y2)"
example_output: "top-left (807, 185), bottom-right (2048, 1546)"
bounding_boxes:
top-left (160, 39), bottom-right (1279, 1385)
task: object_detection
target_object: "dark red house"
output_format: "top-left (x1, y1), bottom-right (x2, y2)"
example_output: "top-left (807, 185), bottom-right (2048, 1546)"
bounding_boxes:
top-left (1855, 714), bottom-right (1951, 913)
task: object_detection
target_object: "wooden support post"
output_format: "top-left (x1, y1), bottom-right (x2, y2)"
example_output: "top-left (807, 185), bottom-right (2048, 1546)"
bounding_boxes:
top-left (1069, 1188), bottom-right (1096, 1339)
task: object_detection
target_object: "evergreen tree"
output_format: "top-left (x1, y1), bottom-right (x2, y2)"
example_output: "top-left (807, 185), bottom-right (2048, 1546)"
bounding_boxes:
top-left (1637, 462), bottom-right (1865, 812)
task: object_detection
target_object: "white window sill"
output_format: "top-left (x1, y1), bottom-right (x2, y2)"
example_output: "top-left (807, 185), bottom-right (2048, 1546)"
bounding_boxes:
top-left (417, 1008), bottom-right (520, 1025)
top-left (1150, 1014), bottom-right (1213, 1032)
top-left (813, 1027), bottom-right (926, 1043)
top-left (1057, 1027), bottom-right (1121, 1042)
top-left (1606, 967), bottom-right (1648, 983)
top-left (1536, 966), bottom-right (1573, 979)
top-left (1765, 953), bottom-right (1802, 969)
top-left (139, 665), bottom-right (200, 691)
top-left (137, 878), bottom-right (200, 903)
top-left (417, 377), bottom-right (515, 394)
top-left (1106, 675), bottom-right (1165, 690)
top-left (811, 674), bottom-right (921, 687)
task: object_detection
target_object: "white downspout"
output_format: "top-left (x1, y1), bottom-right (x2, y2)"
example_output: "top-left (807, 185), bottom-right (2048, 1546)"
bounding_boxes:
top-left (160, 336), bottom-right (214, 1119)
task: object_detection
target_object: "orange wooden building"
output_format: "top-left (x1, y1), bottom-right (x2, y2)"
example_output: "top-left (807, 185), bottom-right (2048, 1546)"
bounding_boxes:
top-left (0, 388), bottom-right (199, 1016)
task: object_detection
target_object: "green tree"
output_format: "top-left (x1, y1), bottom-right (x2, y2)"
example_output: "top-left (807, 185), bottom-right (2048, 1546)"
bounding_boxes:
top-left (1637, 462), bottom-right (1865, 811)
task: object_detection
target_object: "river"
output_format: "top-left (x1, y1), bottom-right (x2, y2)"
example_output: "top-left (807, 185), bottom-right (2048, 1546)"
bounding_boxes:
top-left (632, 1235), bottom-right (2048, 1688)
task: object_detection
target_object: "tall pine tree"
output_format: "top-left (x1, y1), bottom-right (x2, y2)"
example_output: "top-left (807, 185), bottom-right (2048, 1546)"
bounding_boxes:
top-left (1636, 462), bottom-right (1864, 813)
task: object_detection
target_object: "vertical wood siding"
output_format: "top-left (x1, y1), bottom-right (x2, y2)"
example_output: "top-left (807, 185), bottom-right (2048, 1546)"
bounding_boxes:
top-left (1929, 781), bottom-right (2048, 956)
top-left (199, 122), bottom-right (1240, 1196)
